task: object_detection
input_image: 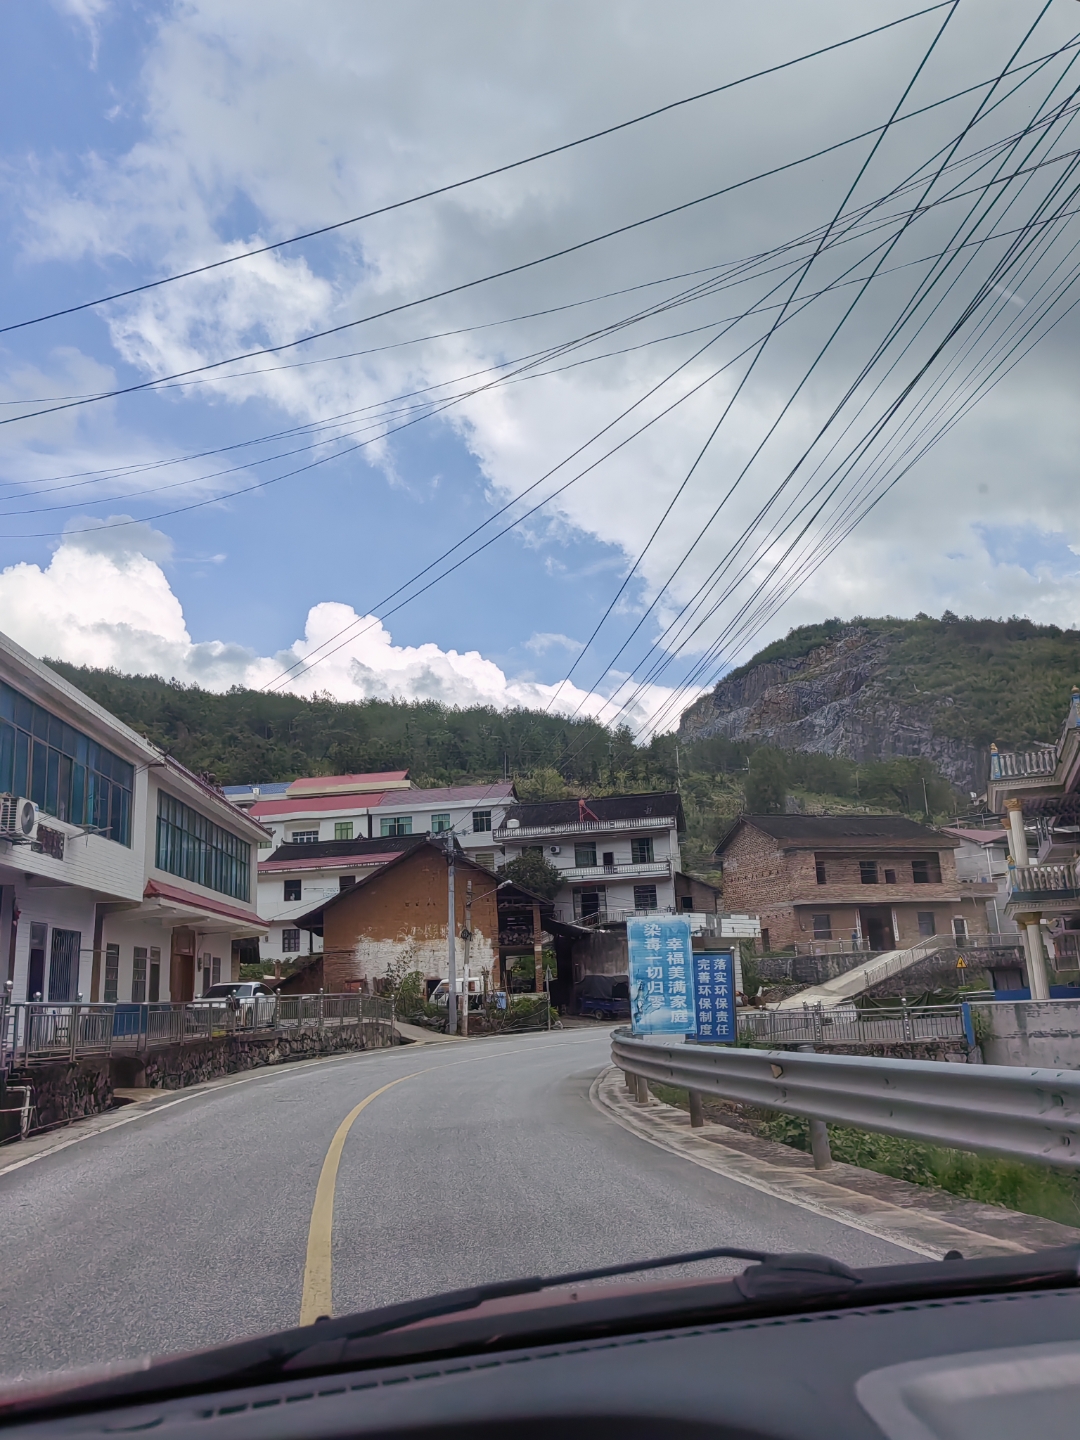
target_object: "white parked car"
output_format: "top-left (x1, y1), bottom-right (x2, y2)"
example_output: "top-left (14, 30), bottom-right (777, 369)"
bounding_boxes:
top-left (192, 982), bottom-right (277, 1024)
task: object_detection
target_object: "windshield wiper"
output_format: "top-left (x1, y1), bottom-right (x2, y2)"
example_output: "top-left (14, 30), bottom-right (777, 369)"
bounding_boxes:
top-left (6, 1246), bottom-right (1079, 1424)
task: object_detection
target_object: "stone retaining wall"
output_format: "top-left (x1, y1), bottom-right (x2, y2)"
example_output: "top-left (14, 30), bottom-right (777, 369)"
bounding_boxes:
top-left (5, 1023), bottom-right (390, 1139)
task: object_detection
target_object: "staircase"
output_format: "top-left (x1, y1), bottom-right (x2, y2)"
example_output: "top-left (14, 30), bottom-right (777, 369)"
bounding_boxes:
top-left (772, 935), bottom-right (953, 1009)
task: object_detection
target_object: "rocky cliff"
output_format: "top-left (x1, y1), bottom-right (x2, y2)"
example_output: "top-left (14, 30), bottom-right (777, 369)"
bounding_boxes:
top-left (679, 623), bottom-right (991, 790)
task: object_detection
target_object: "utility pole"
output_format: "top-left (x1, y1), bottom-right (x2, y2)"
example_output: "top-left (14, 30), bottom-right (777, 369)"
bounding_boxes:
top-left (446, 831), bottom-right (457, 1036)
top-left (461, 879), bottom-right (472, 1039)
top-left (921, 776), bottom-right (930, 818)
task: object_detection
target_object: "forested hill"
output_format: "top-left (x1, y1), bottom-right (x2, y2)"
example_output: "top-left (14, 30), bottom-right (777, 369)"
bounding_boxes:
top-left (46, 662), bottom-right (663, 792)
top-left (678, 615), bottom-right (1080, 791)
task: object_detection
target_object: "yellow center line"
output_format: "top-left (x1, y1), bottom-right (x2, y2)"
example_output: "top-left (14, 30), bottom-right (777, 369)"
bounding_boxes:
top-left (299, 1071), bottom-right (422, 1325)
top-left (298, 1034), bottom-right (607, 1325)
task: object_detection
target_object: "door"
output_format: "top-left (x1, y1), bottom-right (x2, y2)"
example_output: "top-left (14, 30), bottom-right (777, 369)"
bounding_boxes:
top-left (48, 928), bottom-right (81, 1001)
top-left (170, 929), bottom-right (196, 1002)
top-left (859, 909), bottom-right (895, 952)
top-left (27, 923), bottom-right (47, 1000)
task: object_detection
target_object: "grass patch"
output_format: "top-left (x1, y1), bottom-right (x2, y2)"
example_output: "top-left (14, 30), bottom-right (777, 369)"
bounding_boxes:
top-left (648, 1083), bottom-right (1080, 1230)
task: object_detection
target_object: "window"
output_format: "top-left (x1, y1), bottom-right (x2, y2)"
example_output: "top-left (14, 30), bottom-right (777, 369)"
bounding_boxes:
top-left (631, 837), bottom-right (654, 864)
top-left (813, 914), bottom-right (832, 939)
top-left (575, 842), bottom-right (597, 868)
top-left (431, 813), bottom-right (452, 833)
top-left (48, 928), bottom-right (80, 1001)
top-left (471, 810), bottom-right (492, 833)
top-left (680, 896), bottom-right (694, 911)
top-left (761, 927), bottom-right (770, 952)
top-left (258, 838), bottom-right (273, 849)
top-left (380, 816), bottom-right (413, 837)
top-left (633, 884), bottom-right (658, 911)
top-left (474, 850), bottom-right (495, 871)
top-left (132, 947), bottom-right (147, 1003)
top-left (884, 868), bottom-right (897, 884)
top-left (212, 956), bottom-right (221, 987)
top-left (334, 821), bottom-right (354, 841)
top-left (291, 829), bottom-right (319, 844)
top-left (912, 857), bottom-right (942, 884)
top-left (602, 851), bottom-right (614, 867)
top-left (284, 879), bottom-right (301, 902)
top-left (156, 792), bottom-right (251, 901)
top-left (917, 911), bottom-right (936, 938)
top-left (27, 923), bottom-right (46, 1000)
top-left (148, 948), bottom-right (161, 1003)
top-left (953, 917), bottom-right (968, 942)
top-left (523, 844), bottom-right (543, 856)
top-left (815, 861), bottom-right (827, 885)
top-left (0, 680), bottom-right (134, 845)
top-left (282, 928), bottom-right (301, 953)
top-left (103, 943), bottom-right (119, 1004)
top-left (339, 875), bottom-right (356, 891)
top-left (574, 887), bottom-right (605, 919)
top-left (860, 861), bottom-right (879, 885)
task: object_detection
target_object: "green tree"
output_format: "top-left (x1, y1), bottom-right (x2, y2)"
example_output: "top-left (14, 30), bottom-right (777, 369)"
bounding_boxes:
top-left (744, 748), bottom-right (788, 814)
top-left (500, 851), bottom-right (563, 898)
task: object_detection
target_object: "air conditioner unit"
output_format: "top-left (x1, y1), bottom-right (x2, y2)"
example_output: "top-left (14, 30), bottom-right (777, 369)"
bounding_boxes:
top-left (0, 795), bottom-right (37, 840)
top-left (549, 845), bottom-right (561, 855)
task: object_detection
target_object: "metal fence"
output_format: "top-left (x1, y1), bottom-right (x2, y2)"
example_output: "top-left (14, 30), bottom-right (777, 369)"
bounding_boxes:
top-left (737, 1003), bottom-right (967, 1048)
top-left (611, 1027), bottom-right (1080, 1170)
top-left (1, 993), bottom-right (394, 1072)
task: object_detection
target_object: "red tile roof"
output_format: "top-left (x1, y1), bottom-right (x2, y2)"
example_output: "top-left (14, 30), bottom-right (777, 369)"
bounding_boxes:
top-left (258, 852), bottom-right (398, 873)
top-left (287, 772), bottom-right (409, 795)
top-left (373, 783), bottom-right (516, 807)
top-left (250, 792), bottom-right (389, 819)
top-left (143, 879), bottom-right (266, 927)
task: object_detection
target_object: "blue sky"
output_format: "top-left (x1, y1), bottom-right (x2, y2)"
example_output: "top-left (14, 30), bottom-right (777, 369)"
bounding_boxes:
top-left (1, 1), bottom-right (1079, 732)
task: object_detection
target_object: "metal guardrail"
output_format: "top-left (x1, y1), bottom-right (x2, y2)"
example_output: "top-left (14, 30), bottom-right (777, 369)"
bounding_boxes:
top-left (737, 1004), bottom-right (967, 1048)
top-left (611, 1028), bottom-right (1080, 1170)
top-left (1, 993), bottom-right (393, 1071)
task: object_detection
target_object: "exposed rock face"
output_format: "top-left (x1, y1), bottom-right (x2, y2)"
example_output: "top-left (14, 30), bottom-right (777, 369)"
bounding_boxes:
top-left (679, 626), bottom-right (986, 791)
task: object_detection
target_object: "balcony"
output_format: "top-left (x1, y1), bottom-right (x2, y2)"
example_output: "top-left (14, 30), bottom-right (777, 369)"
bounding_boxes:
top-left (990, 746), bottom-right (1058, 781)
top-left (560, 860), bottom-right (672, 883)
top-left (494, 815), bottom-right (676, 841)
top-left (1007, 859), bottom-right (1080, 912)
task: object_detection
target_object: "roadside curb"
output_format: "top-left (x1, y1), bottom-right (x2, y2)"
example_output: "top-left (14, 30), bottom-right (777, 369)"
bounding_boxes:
top-left (590, 1065), bottom-right (1061, 1260)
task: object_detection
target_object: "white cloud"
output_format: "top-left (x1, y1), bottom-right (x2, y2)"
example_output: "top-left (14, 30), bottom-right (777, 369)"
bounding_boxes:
top-left (0, 524), bottom-right (683, 732)
top-left (12, 0), bottom-right (1080, 701)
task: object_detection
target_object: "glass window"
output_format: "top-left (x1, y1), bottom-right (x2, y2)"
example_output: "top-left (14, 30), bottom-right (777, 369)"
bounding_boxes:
top-left (291, 830), bottom-right (318, 844)
top-left (860, 861), bottom-right (879, 885)
top-left (917, 911), bottom-right (936, 937)
top-left (813, 914), bottom-right (832, 939)
top-left (815, 861), bottom-right (827, 885)
top-left (633, 884), bottom-right (658, 911)
top-left (282, 928), bottom-right (301, 953)
top-left (334, 821), bottom-right (354, 840)
top-left (431, 813), bottom-right (452, 833)
top-left (103, 943), bottom-right (119, 1004)
top-left (380, 816), bottom-right (412, 837)
top-left (0, 680), bottom-right (133, 845)
top-left (631, 837), bottom-right (654, 864)
top-left (339, 875), bottom-right (356, 891)
top-left (471, 810), bottom-right (492, 833)
top-left (132, 947), bottom-right (147, 1003)
top-left (148, 948), bottom-right (161, 1003)
top-left (155, 791), bottom-right (251, 901)
top-left (575, 842), bottom-right (597, 868)
top-left (284, 879), bottom-right (301, 901)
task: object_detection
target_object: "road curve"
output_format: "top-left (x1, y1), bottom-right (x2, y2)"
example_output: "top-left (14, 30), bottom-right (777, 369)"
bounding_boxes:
top-left (0, 1030), bottom-right (917, 1379)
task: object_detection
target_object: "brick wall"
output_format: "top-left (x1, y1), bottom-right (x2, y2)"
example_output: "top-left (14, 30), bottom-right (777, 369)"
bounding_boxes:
top-left (321, 848), bottom-right (499, 990)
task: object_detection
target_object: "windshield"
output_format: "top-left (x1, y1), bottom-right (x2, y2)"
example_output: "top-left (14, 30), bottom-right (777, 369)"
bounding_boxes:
top-left (1, 0), bottom-right (1077, 1402)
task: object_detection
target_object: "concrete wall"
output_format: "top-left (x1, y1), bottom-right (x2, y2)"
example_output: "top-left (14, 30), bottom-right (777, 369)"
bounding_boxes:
top-left (978, 999), bottom-right (1080, 1069)
top-left (321, 848), bottom-right (499, 990)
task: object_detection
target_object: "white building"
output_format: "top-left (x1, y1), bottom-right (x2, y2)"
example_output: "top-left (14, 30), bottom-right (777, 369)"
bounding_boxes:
top-left (0, 631), bottom-right (269, 1003)
top-left (493, 793), bottom-right (685, 923)
top-left (223, 775), bottom-right (516, 965)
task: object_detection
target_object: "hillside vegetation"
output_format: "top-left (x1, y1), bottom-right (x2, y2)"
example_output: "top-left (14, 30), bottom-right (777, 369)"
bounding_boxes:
top-left (48, 661), bottom-right (969, 883)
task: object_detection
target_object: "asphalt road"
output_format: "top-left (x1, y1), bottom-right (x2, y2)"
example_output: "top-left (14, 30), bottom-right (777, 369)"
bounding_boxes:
top-left (0, 1030), bottom-right (918, 1380)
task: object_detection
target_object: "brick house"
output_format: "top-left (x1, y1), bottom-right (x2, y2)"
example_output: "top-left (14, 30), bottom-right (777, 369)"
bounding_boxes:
top-left (714, 815), bottom-right (995, 953)
top-left (278, 837), bottom-right (562, 995)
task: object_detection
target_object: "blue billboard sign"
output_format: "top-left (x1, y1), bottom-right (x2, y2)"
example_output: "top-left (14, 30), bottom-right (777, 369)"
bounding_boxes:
top-left (692, 950), bottom-right (736, 1043)
top-left (628, 916), bottom-right (693, 1035)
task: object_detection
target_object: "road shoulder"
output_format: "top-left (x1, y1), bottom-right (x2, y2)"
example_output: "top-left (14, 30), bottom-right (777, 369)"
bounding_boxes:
top-left (591, 1065), bottom-right (1080, 1260)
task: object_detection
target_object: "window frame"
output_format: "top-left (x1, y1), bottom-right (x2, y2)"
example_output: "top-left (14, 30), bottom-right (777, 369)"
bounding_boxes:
top-left (103, 943), bottom-right (120, 1005)
top-left (281, 928), bottom-right (301, 953)
top-left (431, 813), bottom-right (452, 833)
top-left (812, 914), bottom-right (832, 940)
top-left (291, 829), bottom-right (319, 845)
top-left (156, 790), bottom-right (252, 902)
top-left (380, 816), bottom-right (413, 837)
top-left (575, 841), bottom-right (598, 868)
top-left (633, 883), bottom-right (658, 911)
top-left (284, 879), bottom-right (302, 902)
top-left (815, 861), bottom-right (827, 885)
top-left (471, 810), bottom-right (492, 833)
top-left (859, 860), bottom-right (879, 885)
top-left (631, 837), bottom-right (654, 864)
top-left (917, 911), bottom-right (937, 938)
top-left (334, 821), bottom-right (354, 841)
top-left (912, 857), bottom-right (942, 884)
